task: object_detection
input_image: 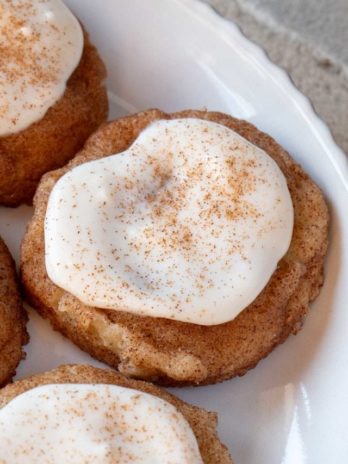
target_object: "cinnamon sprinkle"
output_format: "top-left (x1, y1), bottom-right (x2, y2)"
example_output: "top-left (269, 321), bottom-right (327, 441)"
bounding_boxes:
top-left (0, 0), bottom-right (83, 135)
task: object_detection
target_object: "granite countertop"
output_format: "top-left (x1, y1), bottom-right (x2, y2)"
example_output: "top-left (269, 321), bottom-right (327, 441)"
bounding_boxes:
top-left (202, 0), bottom-right (348, 155)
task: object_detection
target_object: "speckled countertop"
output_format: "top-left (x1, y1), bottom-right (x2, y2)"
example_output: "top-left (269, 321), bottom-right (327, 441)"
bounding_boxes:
top-left (202, 0), bottom-right (348, 155)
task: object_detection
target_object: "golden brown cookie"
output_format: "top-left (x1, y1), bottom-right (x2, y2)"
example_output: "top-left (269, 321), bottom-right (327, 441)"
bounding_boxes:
top-left (0, 364), bottom-right (232, 463)
top-left (20, 109), bottom-right (329, 386)
top-left (0, 28), bottom-right (108, 207)
top-left (0, 237), bottom-right (28, 386)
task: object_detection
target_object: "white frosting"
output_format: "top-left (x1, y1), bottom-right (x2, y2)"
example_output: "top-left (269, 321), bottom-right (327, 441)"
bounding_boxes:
top-left (45, 118), bottom-right (294, 325)
top-left (0, 0), bottom-right (83, 136)
top-left (0, 383), bottom-right (203, 463)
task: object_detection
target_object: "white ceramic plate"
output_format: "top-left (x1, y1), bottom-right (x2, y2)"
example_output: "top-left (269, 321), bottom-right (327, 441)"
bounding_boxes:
top-left (1, 1), bottom-right (347, 462)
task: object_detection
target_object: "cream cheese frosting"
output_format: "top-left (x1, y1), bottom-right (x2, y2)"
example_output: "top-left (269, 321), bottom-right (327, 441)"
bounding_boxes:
top-left (0, 383), bottom-right (203, 463)
top-left (45, 118), bottom-right (294, 325)
top-left (0, 0), bottom-right (83, 136)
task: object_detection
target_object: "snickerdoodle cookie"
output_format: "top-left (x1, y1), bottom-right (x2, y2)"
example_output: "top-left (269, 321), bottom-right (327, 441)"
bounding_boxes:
top-left (0, 237), bottom-right (28, 386)
top-left (0, 0), bottom-right (108, 206)
top-left (0, 364), bottom-right (232, 463)
top-left (21, 109), bottom-right (329, 386)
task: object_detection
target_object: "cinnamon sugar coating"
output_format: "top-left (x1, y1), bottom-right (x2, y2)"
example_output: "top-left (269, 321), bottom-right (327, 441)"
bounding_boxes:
top-left (0, 364), bottom-right (232, 464)
top-left (0, 237), bottom-right (28, 386)
top-left (0, 29), bottom-right (108, 206)
top-left (20, 110), bottom-right (329, 386)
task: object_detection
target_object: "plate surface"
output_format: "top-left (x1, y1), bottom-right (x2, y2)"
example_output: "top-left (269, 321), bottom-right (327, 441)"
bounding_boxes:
top-left (1, 1), bottom-right (348, 462)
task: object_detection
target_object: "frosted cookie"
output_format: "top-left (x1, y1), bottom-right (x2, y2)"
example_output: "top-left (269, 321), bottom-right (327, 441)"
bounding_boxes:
top-left (0, 364), bottom-right (232, 463)
top-left (21, 109), bottom-right (329, 385)
top-left (0, 237), bottom-right (28, 386)
top-left (0, 0), bottom-right (108, 206)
